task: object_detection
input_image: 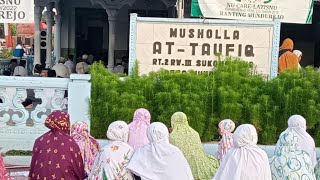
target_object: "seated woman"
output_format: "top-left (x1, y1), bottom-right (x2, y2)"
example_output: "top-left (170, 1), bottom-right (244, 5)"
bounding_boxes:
top-left (274, 115), bottom-right (317, 168)
top-left (212, 124), bottom-right (271, 180)
top-left (216, 119), bottom-right (235, 162)
top-left (71, 121), bottom-right (99, 178)
top-left (28, 110), bottom-right (85, 180)
top-left (271, 132), bottom-right (315, 179)
top-left (127, 122), bottom-right (194, 180)
top-left (169, 112), bottom-right (219, 179)
top-left (128, 108), bottom-right (151, 150)
top-left (89, 121), bottom-right (134, 180)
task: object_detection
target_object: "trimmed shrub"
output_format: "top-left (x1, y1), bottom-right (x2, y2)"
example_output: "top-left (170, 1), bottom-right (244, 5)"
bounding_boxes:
top-left (90, 59), bottom-right (320, 145)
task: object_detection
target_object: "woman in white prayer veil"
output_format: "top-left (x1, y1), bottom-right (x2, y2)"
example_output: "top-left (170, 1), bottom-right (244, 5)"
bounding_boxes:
top-left (126, 122), bottom-right (194, 180)
top-left (274, 115), bottom-right (316, 168)
top-left (212, 124), bottom-right (272, 180)
top-left (270, 131), bottom-right (316, 180)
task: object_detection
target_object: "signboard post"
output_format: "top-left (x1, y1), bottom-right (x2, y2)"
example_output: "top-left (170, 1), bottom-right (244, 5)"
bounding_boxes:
top-left (191, 0), bottom-right (313, 24)
top-left (0, 1), bottom-right (34, 23)
top-left (129, 13), bottom-right (281, 79)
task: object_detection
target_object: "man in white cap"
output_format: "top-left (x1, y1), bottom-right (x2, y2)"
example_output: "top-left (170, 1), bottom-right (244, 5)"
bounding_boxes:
top-left (52, 57), bottom-right (70, 78)
top-left (76, 54), bottom-right (90, 74)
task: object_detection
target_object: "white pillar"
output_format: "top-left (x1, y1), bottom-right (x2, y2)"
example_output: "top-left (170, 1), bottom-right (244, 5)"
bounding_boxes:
top-left (34, 6), bottom-right (43, 66)
top-left (68, 74), bottom-right (91, 129)
top-left (106, 9), bottom-right (118, 70)
top-left (54, 15), bottom-right (61, 64)
top-left (46, 3), bottom-right (54, 68)
top-left (176, 0), bottom-right (184, 18)
top-left (54, 1), bottom-right (62, 64)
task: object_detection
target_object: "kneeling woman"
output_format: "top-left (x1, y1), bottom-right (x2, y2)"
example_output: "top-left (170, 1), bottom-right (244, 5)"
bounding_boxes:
top-left (127, 122), bottom-right (194, 180)
top-left (212, 124), bottom-right (271, 180)
top-left (29, 110), bottom-right (85, 180)
top-left (89, 121), bottom-right (134, 180)
top-left (271, 132), bottom-right (315, 179)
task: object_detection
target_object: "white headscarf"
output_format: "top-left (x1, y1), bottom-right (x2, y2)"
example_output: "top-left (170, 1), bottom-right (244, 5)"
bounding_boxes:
top-left (127, 122), bottom-right (194, 180)
top-left (275, 115), bottom-right (316, 168)
top-left (212, 124), bottom-right (272, 180)
top-left (293, 50), bottom-right (302, 58)
top-left (89, 121), bottom-right (134, 180)
top-left (271, 131), bottom-right (316, 180)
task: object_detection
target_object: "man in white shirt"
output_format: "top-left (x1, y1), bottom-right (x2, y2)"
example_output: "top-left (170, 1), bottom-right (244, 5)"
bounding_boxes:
top-left (76, 54), bottom-right (90, 74)
top-left (113, 59), bottom-right (125, 74)
top-left (52, 57), bottom-right (70, 78)
top-left (64, 55), bottom-right (75, 74)
top-left (13, 60), bottom-right (28, 76)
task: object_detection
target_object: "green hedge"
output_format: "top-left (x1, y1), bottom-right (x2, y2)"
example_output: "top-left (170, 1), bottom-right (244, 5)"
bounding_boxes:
top-left (90, 59), bottom-right (320, 145)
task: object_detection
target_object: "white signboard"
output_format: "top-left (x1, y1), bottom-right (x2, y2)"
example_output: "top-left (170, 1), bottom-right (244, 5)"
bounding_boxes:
top-left (0, 0), bottom-right (34, 23)
top-left (129, 14), bottom-right (280, 78)
top-left (191, 0), bottom-right (313, 24)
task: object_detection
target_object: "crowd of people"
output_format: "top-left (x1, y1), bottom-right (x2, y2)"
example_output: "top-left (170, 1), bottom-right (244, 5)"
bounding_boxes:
top-left (3, 54), bottom-right (92, 78)
top-left (2, 53), bottom-right (129, 77)
top-left (1, 108), bottom-right (320, 180)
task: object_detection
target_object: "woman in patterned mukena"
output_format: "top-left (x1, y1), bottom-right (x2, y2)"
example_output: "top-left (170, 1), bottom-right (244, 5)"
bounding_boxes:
top-left (28, 110), bottom-right (85, 180)
top-left (89, 121), bottom-right (134, 180)
top-left (71, 121), bottom-right (99, 178)
top-left (270, 132), bottom-right (316, 180)
top-left (169, 112), bottom-right (219, 180)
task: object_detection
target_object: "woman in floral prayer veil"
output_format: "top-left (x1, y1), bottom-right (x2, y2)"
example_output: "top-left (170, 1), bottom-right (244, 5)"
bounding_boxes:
top-left (169, 112), bottom-right (219, 180)
top-left (29, 110), bottom-right (85, 180)
top-left (128, 108), bottom-right (151, 149)
top-left (274, 115), bottom-right (316, 168)
top-left (71, 121), bottom-right (100, 177)
top-left (89, 121), bottom-right (134, 180)
top-left (216, 119), bottom-right (235, 162)
top-left (271, 131), bottom-right (315, 180)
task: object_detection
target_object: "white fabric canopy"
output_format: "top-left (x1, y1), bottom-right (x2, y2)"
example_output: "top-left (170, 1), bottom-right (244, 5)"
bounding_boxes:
top-left (212, 124), bottom-right (272, 180)
top-left (127, 122), bottom-right (194, 180)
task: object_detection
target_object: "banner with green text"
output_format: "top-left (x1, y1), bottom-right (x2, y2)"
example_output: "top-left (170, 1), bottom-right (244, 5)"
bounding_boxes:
top-left (191, 0), bottom-right (314, 24)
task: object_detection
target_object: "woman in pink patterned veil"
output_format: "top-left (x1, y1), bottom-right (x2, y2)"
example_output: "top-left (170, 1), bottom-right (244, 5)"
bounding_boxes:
top-left (71, 121), bottom-right (99, 177)
top-left (216, 119), bottom-right (235, 162)
top-left (128, 108), bottom-right (151, 149)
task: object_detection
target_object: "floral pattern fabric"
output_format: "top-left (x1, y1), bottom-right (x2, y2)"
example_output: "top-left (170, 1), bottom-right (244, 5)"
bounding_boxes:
top-left (89, 121), bottom-right (134, 180)
top-left (271, 132), bottom-right (316, 180)
top-left (169, 112), bottom-right (219, 180)
top-left (71, 121), bottom-right (100, 176)
top-left (275, 115), bottom-right (317, 168)
top-left (217, 119), bottom-right (235, 162)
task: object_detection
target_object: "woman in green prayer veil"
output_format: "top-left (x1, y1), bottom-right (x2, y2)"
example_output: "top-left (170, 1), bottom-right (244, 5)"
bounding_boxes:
top-left (169, 112), bottom-right (219, 180)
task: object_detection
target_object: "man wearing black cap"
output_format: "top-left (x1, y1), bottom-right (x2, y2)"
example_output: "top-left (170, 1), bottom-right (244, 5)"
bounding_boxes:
top-left (22, 98), bottom-right (33, 109)
top-left (9, 59), bottom-right (17, 75)
top-left (32, 64), bottom-right (42, 77)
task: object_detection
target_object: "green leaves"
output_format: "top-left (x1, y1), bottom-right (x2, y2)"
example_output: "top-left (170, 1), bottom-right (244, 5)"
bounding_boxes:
top-left (90, 61), bottom-right (320, 145)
